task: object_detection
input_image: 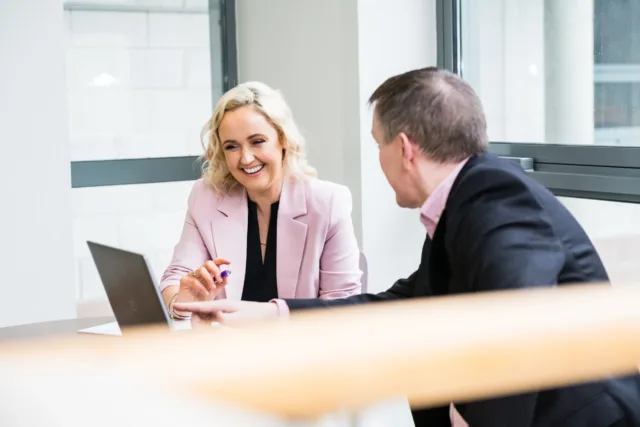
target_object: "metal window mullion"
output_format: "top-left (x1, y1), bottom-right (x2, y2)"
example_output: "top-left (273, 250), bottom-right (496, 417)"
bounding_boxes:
top-left (436, 0), bottom-right (460, 74)
top-left (71, 157), bottom-right (203, 188)
top-left (217, 0), bottom-right (238, 93)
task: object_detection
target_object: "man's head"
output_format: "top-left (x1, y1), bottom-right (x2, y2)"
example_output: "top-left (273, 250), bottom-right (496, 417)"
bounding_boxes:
top-left (370, 67), bottom-right (488, 208)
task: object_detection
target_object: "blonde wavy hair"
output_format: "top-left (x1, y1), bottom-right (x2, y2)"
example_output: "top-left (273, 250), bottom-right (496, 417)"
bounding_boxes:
top-left (200, 81), bottom-right (317, 194)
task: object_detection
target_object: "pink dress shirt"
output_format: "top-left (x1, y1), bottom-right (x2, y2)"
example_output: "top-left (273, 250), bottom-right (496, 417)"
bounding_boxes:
top-left (419, 158), bottom-right (469, 239)
top-left (419, 158), bottom-right (470, 426)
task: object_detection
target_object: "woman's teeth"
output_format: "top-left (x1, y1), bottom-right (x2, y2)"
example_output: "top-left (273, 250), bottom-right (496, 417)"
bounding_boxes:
top-left (244, 165), bottom-right (264, 174)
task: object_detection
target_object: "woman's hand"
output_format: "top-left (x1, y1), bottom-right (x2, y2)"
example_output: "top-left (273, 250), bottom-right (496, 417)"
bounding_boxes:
top-left (177, 258), bottom-right (231, 303)
top-left (173, 300), bottom-right (280, 327)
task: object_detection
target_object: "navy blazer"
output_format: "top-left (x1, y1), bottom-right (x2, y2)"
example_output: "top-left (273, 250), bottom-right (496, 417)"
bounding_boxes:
top-left (286, 153), bottom-right (640, 427)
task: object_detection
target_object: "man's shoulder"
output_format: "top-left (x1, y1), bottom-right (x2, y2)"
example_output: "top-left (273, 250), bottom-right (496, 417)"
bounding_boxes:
top-left (460, 153), bottom-right (534, 186)
top-left (450, 153), bottom-right (551, 206)
top-left (444, 152), bottom-right (563, 234)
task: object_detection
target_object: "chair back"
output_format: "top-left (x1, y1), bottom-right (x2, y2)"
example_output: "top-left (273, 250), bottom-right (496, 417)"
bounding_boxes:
top-left (359, 250), bottom-right (368, 293)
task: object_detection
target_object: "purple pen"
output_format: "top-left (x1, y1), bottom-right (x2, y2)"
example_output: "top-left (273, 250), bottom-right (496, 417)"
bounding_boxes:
top-left (192, 267), bottom-right (230, 282)
top-left (220, 269), bottom-right (231, 280)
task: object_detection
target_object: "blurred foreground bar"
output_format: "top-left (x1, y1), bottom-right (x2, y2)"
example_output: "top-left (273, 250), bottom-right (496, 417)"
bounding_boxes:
top-left (1, 283), bottom-right (639, 423)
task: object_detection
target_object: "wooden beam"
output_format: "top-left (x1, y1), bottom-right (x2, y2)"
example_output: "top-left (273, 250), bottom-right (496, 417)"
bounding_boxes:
top-left (1, 283), bottom-right (639, 419)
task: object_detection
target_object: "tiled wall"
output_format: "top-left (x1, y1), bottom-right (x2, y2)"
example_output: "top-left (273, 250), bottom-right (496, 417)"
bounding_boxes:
top-left (66, 1), bottom-right (220, 301)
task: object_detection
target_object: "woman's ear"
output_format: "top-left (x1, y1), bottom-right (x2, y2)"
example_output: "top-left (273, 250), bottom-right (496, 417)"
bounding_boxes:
top-left (280, 137), bottom-right (288, 159)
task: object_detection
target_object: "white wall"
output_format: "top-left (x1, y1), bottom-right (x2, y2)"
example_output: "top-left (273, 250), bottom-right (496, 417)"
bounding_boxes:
top-left (236, 0), bottom-right (437, 294)
top-left (0, 0), bottom-right (76, 327)
top-left (236, 0), bottom-right (363, 243)
top-left (357, 0), bottom-right (437, 293)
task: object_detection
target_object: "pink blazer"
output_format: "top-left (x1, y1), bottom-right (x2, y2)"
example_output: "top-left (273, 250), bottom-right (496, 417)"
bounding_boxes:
top-left (160, 177), bottom-right (363, 300)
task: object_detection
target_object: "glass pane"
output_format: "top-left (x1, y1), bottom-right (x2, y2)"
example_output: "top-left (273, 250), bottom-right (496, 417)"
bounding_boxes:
top-left (72, 180), bottom-right (195, 300)
top-left (459, 0), bottom-right (640, 146)
top-left (594, 0), bottom-right (640, 64)
top-left (559, 197), bottom-right (640, 286)
top-left (63, 0), bottom-right (224, 161)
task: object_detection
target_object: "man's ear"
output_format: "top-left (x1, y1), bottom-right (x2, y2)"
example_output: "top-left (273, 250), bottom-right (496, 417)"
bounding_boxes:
top-left (398, 132), bottom-right (416, 164)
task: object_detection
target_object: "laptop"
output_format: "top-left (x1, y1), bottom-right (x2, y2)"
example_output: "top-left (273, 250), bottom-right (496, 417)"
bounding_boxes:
top-left (80, 241), bottom-right (190, 336)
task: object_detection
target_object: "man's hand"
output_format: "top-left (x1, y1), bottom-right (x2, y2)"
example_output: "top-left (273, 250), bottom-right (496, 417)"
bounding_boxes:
top-left (172, 300), bottom-right (280, 327)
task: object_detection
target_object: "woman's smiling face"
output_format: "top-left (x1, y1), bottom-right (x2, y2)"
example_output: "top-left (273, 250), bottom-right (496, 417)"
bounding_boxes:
top-left (218, 106), bottom-right (285, 196)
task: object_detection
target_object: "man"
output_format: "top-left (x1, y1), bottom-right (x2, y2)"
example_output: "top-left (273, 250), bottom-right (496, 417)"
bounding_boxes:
top-left (175, 67), bottom-right (640, 426)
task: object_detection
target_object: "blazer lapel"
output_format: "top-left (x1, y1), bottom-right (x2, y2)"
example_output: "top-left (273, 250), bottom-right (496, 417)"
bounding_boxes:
top-left (211, 190), bottom-right (248, 301)
top-left (276, 178), bottom-right (308, 299)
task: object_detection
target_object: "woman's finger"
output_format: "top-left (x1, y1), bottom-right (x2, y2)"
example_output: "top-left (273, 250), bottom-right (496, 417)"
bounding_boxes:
top-left (211, 280), bottom-right (227, 297)
top-left (194, 266), bottom-right (215, 292)
top-left (191, 313), bottom-right (203, 327)
top-left (215, 311), bottom-right (229, 324)
top-left (183, 275), bottom-right (209, 299)
top-left (202, 261), bottom-right (222, 283)
top-left (173, 300), bottom-right (236, 314)
top-left (213, 257), bottom-right (231, 266)
top-left (212, 259), bottom-right (232, 284)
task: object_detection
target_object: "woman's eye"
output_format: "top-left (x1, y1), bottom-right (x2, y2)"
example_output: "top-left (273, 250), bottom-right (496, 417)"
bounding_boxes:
top-left (252, 139), bottom-right (265, 145)
top-left (223, 145), bottom-right (236, 151)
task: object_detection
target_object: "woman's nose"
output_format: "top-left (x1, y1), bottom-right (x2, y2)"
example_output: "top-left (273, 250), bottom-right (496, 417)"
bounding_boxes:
top-left (241, 149), bottom-right (255, 164)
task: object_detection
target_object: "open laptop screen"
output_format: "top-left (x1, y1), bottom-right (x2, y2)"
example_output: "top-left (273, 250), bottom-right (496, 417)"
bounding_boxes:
top-left (87, 241), bottom-right (170, 329)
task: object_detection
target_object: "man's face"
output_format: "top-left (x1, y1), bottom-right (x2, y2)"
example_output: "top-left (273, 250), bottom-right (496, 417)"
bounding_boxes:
top-left (372, 112), bottom-right (422, 208)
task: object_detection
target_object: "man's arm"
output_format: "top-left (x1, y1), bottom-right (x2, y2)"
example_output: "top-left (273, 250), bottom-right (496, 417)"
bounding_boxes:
top-left (171, 266), bottom-right (419, 323)
top-left (285, 236), bottom-right (432, 311)
top-left (285, 270), bottom-right (418, 310)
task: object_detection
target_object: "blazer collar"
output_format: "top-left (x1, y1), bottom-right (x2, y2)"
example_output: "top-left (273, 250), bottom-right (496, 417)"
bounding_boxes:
top-left (216, 186), bottom-right (247, 217)
top-left (278, 176), bottom-right (307, 219)
top-left (212, 177), bottom-right (308, 300)
top-left (275, 177), bottom-right (308, 298)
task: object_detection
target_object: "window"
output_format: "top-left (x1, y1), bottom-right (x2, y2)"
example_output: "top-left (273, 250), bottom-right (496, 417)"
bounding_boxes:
top-left (437, 0), bottom-right (640, 203)
top-left (594, 0), bottom-right (640, 144)
top-left (66, 0), bottom-right (237, 187)
top-left (64, 0), bottom-right (237, 301)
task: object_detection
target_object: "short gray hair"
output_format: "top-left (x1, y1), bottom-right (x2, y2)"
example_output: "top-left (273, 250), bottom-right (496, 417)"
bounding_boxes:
top-left (368, 67), bottom-right (488, 162)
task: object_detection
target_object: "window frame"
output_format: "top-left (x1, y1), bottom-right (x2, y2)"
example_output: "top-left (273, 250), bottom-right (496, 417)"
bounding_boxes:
top-left (67, 0), bottom-right (237, 189)
top-left (436, 0), bottom-right (640, 204)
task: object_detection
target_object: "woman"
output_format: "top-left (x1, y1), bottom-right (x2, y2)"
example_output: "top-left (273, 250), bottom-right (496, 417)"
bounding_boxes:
top-left (160, 81), bottom-right (362, 319)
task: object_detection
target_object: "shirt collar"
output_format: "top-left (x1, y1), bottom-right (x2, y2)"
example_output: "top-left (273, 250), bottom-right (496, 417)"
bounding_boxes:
top-left (420, 158), bottom-right (469, 238)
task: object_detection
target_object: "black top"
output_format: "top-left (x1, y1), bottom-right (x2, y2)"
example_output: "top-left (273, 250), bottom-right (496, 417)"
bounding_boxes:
top-left (285, 153), bottom-right (640, 427)
top-left (241, 199), bottom-right (279, 302)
